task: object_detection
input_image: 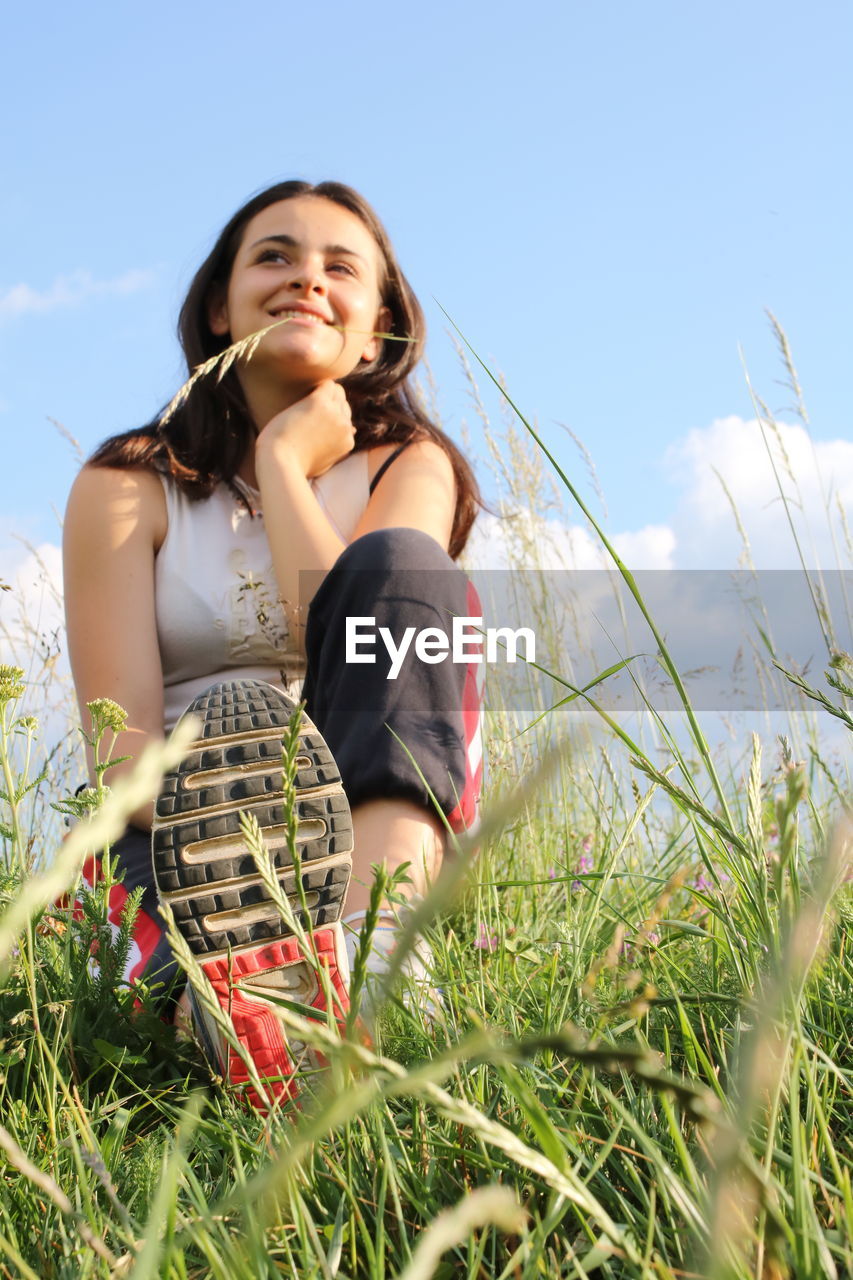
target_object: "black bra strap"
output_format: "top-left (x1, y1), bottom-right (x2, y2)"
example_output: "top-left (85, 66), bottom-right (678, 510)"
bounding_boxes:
top-left (368, 442), bottom-right (411, 496)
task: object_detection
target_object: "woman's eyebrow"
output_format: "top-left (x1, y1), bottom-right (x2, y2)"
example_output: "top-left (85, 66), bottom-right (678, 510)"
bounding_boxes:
top-left (249, 233), bottom-right (366, 263)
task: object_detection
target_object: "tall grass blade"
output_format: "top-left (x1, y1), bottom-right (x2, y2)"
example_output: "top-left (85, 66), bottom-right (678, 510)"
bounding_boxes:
top-left (396, 1185), bottom-right (525, 1280)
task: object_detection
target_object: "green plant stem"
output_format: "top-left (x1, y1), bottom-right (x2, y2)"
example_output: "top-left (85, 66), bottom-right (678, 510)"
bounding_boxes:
top-left (441, 308), bottom-right (735, 828)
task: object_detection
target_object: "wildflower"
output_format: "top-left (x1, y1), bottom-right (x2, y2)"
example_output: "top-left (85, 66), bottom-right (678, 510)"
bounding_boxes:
top-left (474, 923), bottom-right (499, 953)
top-left (623, 927), bottom-right (659, 957)
top-left (87, 698), bottom-right (128, 736)
top-left (572, 853), bottom-right (593, 892)
top-left (73, 787), bottom-right (103, 815)
top-left (51, 786), bottom-right (103, 821)
top-left (692, 873), bottom-right (714, 917)
top-left (547, 867), bottom-right (557, 880)
top-left (0, 665), bottom-right (25, 703)
top-left (581, 834), bottom-right (594, 855)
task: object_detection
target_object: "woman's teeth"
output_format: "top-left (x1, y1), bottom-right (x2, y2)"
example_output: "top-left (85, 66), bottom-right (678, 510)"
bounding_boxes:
top-left (273, 309), bottom-right (326, 325)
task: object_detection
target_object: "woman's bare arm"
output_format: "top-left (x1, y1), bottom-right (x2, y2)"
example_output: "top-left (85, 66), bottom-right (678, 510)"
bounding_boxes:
top-left (353, 439), bottom-right (456, 549)
top-left (63, 466), bottom-right (167, 831)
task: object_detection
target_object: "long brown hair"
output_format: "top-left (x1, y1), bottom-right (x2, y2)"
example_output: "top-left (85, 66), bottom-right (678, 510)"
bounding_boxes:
top-left (90, 180), bottom-right (479, 557)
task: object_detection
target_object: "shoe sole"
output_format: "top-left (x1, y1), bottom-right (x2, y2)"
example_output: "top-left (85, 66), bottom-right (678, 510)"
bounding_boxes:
top-left (151, 680), bottom-right (352, 1106)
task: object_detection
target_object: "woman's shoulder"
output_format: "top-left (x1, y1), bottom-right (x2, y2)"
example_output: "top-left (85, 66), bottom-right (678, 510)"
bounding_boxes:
top-left (366, 437), bottom-right (454, 492)
top-left (65, 464), bottom-right (169, 551)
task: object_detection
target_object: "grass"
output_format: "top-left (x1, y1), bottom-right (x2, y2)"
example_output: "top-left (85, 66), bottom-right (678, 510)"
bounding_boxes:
top-left (0, 334), bottom-right (850, 1278)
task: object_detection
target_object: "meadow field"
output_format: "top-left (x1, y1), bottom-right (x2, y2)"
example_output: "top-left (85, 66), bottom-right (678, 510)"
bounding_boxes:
top-left (0, 341), bottom-right (850, 1278)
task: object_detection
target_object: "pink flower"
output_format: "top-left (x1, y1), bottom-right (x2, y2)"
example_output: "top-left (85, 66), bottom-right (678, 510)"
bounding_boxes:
top-left (572, 852), bottom-right (593, 892)
top-left (474, 923), bottom-right (499, 952)
top-left (581, 834), bottom-right (594, 855)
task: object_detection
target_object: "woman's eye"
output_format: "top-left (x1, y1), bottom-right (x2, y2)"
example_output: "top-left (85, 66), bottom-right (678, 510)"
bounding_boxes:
top-left (257, 249), bottom-right (288, 264)
top-left (328, 261), bottom-right (356, 276)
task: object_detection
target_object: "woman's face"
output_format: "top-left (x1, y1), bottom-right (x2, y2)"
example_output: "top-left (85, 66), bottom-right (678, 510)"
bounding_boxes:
top-left (210, 195), bottom-right (390, 393)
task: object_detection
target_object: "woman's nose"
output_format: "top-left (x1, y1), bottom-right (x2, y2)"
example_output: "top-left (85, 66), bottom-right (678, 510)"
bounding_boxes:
top-left (288, 262), bottom-right (325, 294)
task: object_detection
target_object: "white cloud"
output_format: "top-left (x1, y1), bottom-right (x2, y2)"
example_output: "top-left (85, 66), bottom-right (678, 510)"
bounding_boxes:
top-left (0, 541), bottom-right (78, 763)
top-left (0, 541), bottom-right (65, 667)
top-left (466, 416), bottom-right (853, 574)
top-left (612, 524), bottom-right (677, 570)
top-left (463, 510), bottom-right (676, 571)
top-left (0, 268), bottom-right (155, 321)
top-left (667, 415), bottom-right (853, 569)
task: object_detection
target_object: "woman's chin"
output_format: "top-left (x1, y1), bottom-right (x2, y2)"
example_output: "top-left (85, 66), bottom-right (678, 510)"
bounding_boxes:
top-left (259, 351), bottom-right (360, 390)
top-left (258, 333), bottom-right (348, 377)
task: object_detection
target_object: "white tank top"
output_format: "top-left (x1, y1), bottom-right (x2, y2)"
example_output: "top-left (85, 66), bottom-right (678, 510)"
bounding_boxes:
top-left (154, 451), bottom-right (370, 730)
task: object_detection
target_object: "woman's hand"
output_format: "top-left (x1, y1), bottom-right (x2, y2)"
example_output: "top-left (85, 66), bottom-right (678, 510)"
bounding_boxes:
top-left (255, 381), bottom-right (355, 478)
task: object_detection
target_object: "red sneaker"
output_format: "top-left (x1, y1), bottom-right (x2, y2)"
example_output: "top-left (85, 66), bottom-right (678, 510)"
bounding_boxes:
top-left (151, 680), bottom-right (352, 1108)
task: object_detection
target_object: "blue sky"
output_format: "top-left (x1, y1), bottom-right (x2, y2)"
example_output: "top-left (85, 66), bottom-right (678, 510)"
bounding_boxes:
top-left (2, 0), bottom-right (851, 587)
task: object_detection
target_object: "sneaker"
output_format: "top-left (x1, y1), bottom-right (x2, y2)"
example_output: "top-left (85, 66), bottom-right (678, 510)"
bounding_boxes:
top-left (151, 680), bottom-right (353, 1108)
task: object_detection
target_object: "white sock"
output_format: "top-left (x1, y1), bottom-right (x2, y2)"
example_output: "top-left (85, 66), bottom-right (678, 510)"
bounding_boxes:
top-left (342, 915), bottom-right (398, 977)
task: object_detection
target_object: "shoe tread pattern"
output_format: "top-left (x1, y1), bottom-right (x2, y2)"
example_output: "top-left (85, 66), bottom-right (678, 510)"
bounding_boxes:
top-left (155, 732), bottom-right (341, 816)
top-left (152, 681), bottom-right (353, 957)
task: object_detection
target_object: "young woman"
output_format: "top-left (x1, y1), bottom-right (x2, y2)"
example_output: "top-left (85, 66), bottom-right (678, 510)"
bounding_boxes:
top-left (63, 180), bottom-right (484, 1103)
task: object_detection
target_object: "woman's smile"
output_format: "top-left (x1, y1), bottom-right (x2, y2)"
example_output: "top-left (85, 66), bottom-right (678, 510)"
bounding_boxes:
top-left (268, 304), bottom-right (331, 326)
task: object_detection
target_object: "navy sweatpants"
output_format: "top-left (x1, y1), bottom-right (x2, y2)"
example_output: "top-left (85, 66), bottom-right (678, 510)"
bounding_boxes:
top-left (73, 528), bottom-right (484, 998)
